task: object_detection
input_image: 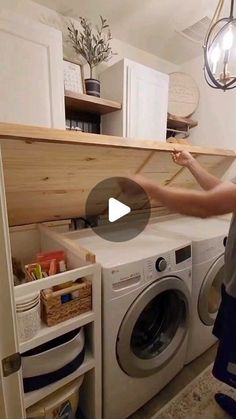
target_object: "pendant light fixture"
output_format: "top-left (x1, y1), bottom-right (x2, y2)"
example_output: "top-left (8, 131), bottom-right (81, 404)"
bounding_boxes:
top-left (203, 0), bottom-right (236, 90)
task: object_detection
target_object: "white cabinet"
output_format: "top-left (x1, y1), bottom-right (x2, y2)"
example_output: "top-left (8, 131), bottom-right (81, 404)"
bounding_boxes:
top-left (100, 59), bottom-right (169, 141)
top-left (0, 11), bottom-right (65, 128)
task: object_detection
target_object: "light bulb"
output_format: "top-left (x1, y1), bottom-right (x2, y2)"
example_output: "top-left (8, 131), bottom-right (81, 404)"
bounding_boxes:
top-left (210, 44), bottom-right (221, 73)
top-left (223, 26), bottom-right (234, 50)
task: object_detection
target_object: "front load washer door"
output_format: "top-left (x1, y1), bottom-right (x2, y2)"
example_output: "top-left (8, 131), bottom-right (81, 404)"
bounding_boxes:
top-left (198, 254), bottom-right (224, 326)
top-left (116, 277), bottom-right (190, 378)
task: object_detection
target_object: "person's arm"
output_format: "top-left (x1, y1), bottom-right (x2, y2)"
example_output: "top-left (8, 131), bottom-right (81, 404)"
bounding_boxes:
top-left (128, 176), bottom-right (236, 218)
top-left (172, 150), bottom-right (222, 190)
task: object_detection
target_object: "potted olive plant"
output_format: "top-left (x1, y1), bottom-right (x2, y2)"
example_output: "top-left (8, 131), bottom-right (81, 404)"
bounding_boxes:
top-left (68, 16), bottom-right (116, 97)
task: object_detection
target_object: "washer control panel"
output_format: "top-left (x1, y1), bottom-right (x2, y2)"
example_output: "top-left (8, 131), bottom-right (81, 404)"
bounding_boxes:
top-left (144, 253), bottom-right (171, 281)
top-left (144, 244), bottom-right (192, 282)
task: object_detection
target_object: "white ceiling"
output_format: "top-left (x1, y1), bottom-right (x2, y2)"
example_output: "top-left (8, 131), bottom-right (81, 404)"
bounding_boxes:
top-left (34, 0), bottom-right (220, 64)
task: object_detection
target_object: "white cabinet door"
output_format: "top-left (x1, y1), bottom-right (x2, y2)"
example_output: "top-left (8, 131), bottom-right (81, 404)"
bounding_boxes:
top-left (127, 62), bottom-right (169, 141)
top-left (0, 11), bottom-right (65, 128)
top-left (0, 147), bottom-right (25, 419)
top-left (101, 59), bottom-right (169, 140)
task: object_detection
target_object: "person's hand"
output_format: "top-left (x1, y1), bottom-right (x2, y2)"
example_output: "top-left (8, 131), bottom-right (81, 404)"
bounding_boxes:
top-left (172, 149), bottom-right (195, 167)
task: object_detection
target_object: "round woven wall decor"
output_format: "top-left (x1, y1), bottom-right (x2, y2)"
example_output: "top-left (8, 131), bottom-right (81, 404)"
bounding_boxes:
top-left (168, 72), bottom-right (199, 118)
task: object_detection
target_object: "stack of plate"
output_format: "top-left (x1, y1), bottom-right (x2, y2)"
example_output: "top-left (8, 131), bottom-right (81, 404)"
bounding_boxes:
top-left (16, 293), bottom-right (40, 343)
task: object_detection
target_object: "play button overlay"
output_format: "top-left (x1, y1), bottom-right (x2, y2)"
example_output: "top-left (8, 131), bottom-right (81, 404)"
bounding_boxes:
top-left (85, 177), bottom-right (151, 242)
top-left (108, 198), bottom-right (131, 222)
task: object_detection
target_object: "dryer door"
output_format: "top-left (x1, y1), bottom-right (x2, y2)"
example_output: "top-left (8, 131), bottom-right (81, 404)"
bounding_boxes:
top-left (198, 254), bottom-right (224, 326)
top-left (116, 277), bottom-right (190, 378)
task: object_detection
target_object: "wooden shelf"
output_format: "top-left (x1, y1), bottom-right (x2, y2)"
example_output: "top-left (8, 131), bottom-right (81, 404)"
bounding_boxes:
top-left (19, 312), bottom-right (95, 353)
top-left (0, 122), bottom-right (231, 155)
top-left (24, 351), bottom-right (95, 408)
top-left (167, 115), bottom-right (198, 131)
top-left (65, 91), bottom-right (122, 115)
top-left (14, 265), bottom-right (95, 299)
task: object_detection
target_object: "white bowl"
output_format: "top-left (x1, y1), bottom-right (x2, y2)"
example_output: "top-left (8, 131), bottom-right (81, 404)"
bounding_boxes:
top-left (16, 301), bottom-right (40, 313)
top-left (16, 292), bottom-right (40, 305)
top-left (16, 296), bottom-right (39, 307)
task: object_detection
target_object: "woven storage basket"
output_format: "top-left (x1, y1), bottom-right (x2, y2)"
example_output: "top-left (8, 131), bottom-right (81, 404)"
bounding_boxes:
top-left (41, 279), bottom-right (92, 326)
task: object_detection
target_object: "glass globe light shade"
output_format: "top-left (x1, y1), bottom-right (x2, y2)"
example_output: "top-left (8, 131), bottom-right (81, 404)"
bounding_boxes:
top-left (204, 18), bottom-right (236, 90)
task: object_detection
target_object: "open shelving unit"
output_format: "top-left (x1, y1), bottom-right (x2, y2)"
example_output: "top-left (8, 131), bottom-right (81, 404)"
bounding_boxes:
top-left (10, 223), bottom-right (102, 418)
top-left (167, 115), bottom-right (198, 131)
top-left (64, 90), bottom-right (122, 136)
top-left (19, 311), bottom-right (95, 354)
top-left (167, 115), bottom-right (198, 140)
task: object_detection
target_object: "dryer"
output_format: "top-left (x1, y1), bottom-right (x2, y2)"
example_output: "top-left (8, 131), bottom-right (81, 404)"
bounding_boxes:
top-left (150, 216), bottom-right (230, 364)
top-left (60, 227), bottom-right (192, 419)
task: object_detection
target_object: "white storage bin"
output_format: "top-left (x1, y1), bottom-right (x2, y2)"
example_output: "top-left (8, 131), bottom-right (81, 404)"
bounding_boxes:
top-left (22, 328), bottom-right (85, 392)
top-left (26, 376), bottom-right (84, 419)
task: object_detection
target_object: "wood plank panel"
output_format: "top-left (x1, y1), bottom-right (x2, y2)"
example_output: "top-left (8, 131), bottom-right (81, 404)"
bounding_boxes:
top-left (169, 155), bottom-right (236, 189)
top-left (195, 155), bottom-right (235, 179)
top-left (0, 123), bottom-right (235, 226)
top-left (2, 141), bottom-right (149, 192)
top-left (0, 123), bottom-right (235, 156)
top-left (2, 140), bottom-right (150, 225)
top-left (6, 191), bottom-right (89, 225)
top-left (139, 152), bottom-right (179, 184)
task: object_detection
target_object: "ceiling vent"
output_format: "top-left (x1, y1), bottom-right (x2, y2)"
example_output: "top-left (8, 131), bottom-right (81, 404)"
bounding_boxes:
top-left (177, 16), bottom-right (211, 44)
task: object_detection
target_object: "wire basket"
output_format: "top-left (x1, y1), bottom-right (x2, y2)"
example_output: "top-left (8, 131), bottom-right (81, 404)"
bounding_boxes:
top-left (41, 279), bottom-right (92, 326)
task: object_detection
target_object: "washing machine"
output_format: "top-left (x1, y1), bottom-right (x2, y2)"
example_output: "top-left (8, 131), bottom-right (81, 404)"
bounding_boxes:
top-left (217, 213), bottom-right (233, 222)
top-left (60, 226), bottom-right (192, 419)
top-left (150, 216), bottom-right (231, 364)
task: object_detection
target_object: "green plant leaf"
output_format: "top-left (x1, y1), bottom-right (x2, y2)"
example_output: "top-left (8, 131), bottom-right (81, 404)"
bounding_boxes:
top-left (68, 15), bottom-right (116, 69)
